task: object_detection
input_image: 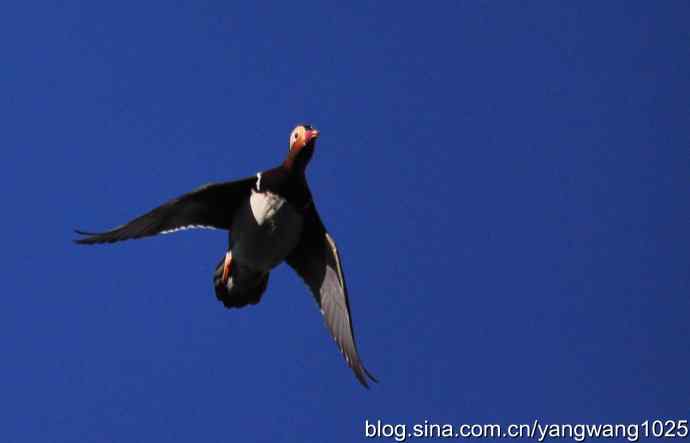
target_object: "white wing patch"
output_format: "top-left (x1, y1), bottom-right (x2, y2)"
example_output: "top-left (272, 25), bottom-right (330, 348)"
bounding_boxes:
top-left (160, 225), bottom-right (217, 235)
top-left (256, 172), bottom-right (262, 191)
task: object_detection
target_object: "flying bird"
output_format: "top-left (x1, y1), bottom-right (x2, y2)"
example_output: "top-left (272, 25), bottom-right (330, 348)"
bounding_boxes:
top-left (75, 124), bottom-right (377, 388)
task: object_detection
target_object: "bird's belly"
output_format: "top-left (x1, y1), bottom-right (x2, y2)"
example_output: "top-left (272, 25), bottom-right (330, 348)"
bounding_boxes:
top-left (231, 191), bottom-right (303, 272)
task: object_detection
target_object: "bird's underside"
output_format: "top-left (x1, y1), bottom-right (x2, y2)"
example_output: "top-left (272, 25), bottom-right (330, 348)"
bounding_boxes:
top-left (74, 124), bottom-right (377, 388)
top-left (213, 189), bottom-right (304, 308)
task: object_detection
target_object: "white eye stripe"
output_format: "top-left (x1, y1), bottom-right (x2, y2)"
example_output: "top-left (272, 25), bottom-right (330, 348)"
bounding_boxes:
top-left (288, 126), bottom-right (305, 149)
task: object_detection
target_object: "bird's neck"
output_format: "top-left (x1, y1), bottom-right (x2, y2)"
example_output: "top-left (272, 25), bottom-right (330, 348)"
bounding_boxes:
top-left (282, 150), bottom-right (311, 173)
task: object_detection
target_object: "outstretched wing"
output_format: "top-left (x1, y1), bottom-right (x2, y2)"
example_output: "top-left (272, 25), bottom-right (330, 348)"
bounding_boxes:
top-left (75, 177), bottom-right (255, 244)
top-left (286, 205), bottom-right (376, 388)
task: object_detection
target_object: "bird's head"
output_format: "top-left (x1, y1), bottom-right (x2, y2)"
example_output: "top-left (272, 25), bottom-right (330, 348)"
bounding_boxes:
top-left (284, 123), bottom-right (319, 172)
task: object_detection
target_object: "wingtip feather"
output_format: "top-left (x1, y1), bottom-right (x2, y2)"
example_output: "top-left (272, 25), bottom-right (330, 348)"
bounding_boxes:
top-left (353, 362), bottom-right (378, 389)
top-left (364, 367), bottom-right (378, 384)
top-left (74, 229), bottom-right (100, 245)
top-left (74, 228), bottom-right (111, 238)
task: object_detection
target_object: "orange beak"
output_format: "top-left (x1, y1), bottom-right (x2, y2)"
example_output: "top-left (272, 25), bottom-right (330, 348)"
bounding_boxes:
top-left (306, 129), bottom-right (320, 142)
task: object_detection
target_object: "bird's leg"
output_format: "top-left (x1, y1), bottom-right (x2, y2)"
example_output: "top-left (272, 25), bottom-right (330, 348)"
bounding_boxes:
top-left (222, 251), bottom-right (233, 285)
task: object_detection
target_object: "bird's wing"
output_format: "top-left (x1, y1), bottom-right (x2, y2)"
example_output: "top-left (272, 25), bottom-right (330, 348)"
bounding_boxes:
top-left (286, 205), bottom-right (376, 388)
top-left (75, 177), bottom-right (256, 244)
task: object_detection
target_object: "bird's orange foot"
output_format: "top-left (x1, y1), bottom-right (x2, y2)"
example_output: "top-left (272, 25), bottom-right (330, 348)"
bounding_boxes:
top-left (221, 251), bottom-right (233, 285)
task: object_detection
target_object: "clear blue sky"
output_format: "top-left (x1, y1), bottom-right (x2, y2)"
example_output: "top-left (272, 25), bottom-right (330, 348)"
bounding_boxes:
top-left (2, 1), bottom-right (689, 441)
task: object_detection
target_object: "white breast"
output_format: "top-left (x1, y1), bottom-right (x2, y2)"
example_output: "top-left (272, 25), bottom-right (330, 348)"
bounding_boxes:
top-left (250, 190), bottom-right (286, 226)
top-left (231, 191), bottom-right (304, 272)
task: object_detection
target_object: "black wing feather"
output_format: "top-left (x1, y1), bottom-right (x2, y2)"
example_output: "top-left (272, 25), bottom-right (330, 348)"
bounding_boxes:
top-left (286, 206), bottom-right (376, 388)
top-left (75, 177), bottom-right (255, 244)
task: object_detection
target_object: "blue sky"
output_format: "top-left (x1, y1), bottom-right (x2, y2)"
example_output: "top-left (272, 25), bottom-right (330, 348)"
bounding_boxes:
top-left (2, 1), bottom-right (689, 441)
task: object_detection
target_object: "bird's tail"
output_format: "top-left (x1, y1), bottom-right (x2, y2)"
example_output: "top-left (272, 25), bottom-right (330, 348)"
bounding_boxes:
top-left (213, 255), bottom-right (269, 309)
